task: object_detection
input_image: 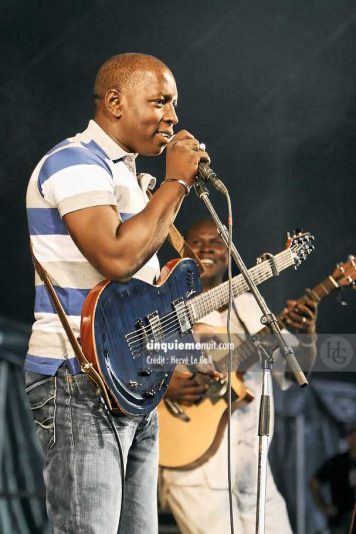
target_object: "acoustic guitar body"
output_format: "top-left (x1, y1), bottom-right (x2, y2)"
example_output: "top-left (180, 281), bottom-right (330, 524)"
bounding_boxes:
top-left (158, 373), bottom-right (254, 469)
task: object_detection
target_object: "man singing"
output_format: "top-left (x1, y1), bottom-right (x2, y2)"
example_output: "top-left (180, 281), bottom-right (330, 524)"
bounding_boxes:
top-left (25, 53), bottom-right (210, 534)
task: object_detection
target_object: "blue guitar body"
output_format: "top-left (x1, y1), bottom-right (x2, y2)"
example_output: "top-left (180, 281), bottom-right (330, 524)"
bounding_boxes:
top-left (81, 259), bottom-right (202, 415)
top-left (80, 231), bottom-right (314, 415)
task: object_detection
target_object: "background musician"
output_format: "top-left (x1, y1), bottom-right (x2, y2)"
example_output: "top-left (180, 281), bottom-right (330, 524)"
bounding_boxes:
top-left (159, 218), bottom-right (318, 534)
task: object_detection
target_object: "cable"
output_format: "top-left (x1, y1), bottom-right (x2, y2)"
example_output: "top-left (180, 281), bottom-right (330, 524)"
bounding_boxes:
top-left (225, 192), bottom-right (235, 534)
top-left (98, 392), bottom-right (125, 533)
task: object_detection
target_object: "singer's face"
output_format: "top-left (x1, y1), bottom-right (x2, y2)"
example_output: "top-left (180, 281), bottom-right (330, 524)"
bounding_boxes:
top-left (185, 220), bottom-right (228, 288)
top-left (115, 67), bottom-right (178, 156)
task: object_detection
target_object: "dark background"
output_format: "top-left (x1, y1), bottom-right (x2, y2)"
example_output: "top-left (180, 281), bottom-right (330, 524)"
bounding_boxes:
top-left (1, 0), bottom-right (355, 337)
top-left (1, 3), bottom-right (355, 532)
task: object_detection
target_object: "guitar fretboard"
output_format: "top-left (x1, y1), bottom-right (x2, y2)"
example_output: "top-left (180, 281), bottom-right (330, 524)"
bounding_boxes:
top-left (186, 248), bottom-right (295, 323)
top-left (306, 276), bottom-right (337, 302)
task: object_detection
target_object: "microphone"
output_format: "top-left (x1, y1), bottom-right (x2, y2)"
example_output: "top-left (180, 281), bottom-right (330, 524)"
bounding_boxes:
top-left (197, 162), bottom-right (228, 194)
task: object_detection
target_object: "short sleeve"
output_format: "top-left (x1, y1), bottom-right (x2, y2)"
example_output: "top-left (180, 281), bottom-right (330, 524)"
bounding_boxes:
top-left (37, 146), bottom-right (118, 216)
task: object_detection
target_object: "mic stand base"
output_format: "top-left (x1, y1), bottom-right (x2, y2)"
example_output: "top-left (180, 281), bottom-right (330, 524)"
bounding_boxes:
top-left (254, 342), bottom-right (274, 534)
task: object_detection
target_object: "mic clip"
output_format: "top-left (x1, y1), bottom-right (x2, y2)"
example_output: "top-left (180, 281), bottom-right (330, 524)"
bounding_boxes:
top-left (197, 162), bottom-right (228, 195)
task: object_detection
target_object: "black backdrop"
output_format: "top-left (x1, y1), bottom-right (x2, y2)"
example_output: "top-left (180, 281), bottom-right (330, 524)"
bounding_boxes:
top-left (1, 0), bottom-right (355, 337)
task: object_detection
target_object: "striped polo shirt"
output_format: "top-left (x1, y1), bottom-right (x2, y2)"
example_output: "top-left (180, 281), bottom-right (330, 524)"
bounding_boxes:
top-left (26, 120), bottom-right (160, 375)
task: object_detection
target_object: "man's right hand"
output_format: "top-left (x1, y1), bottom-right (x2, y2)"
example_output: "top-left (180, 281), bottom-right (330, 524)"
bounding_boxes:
top-left (166, 371), bottom-right (209, 406)
top-left (165, 130), bottom-right (210, 186)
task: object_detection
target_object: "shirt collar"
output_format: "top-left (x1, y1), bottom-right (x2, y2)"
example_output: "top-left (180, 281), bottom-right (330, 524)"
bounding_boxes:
top-left (84, 120), bottom-right (138, 166)
top-left (137, 173), bottom-right (157, 193)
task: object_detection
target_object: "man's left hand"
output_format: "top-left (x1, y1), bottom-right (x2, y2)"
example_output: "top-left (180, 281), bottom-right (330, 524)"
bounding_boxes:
top-left (280, 297), bottom-right (318, 334)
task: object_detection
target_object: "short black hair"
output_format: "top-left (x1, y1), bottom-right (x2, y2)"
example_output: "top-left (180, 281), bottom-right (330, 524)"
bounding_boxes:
top-left (93, 52), bottom-right (170, 103)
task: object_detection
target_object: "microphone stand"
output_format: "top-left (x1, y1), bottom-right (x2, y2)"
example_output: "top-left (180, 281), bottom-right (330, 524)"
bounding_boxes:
top-left (194, 178), bottom-right (308, 534)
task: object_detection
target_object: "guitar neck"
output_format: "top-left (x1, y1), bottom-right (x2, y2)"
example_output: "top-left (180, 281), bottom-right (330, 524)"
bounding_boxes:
top-left (304, 274), bottom-right (339, 303)
top-left (218, 271), bottom-right (339, 374)
top-left (190, 261), bottom-right (337, 375)
top-left (187, 248), bottom-right (295, 323)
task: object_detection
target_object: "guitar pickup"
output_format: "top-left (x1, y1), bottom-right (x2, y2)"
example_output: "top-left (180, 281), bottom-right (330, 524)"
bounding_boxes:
top-left (173, 299), bottom-right (191, 333)
top-left (147, 312), bottom-right (163, 345)
top-left (129, 319), bottom-right (149, 360)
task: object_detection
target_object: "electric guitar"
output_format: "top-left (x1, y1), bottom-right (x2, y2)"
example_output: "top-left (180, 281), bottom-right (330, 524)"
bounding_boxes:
top-left (80, 231), bottom-right (314, 416)
top-left (158, 255), bottom-right (355, 469)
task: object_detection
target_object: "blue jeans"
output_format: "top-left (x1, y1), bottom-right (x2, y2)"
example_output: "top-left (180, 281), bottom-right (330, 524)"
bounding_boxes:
top-left (25, 365), bottom-right (159, 534)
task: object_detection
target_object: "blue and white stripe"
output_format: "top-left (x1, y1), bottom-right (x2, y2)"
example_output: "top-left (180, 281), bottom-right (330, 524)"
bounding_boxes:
top-left (26, 120), bottom-right (159, 375)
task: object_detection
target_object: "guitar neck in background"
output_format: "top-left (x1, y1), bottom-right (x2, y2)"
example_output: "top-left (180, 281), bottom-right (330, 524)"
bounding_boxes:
top-left (304, 273), bottom-right (340, 303)
top-left (205, 268), bottom-right (341, 375)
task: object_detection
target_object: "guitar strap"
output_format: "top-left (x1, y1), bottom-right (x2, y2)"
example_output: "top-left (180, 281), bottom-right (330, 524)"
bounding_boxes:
top-left (30, 245), bottom-right (116, 410)
top-left (146, 189), bottom-right (205, 275)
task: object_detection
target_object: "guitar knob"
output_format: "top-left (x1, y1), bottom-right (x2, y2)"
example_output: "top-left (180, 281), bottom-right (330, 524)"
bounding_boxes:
top-left (127, 380), bottom-right (141, 389)
top-left (139, 368), bottom-right (152, 376)
top-left (143, 389), bottom-right (156, 397)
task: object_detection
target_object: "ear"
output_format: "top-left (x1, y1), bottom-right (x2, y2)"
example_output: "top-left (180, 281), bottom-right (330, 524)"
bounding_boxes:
top-left (105, 89), bottom-right (122, 119)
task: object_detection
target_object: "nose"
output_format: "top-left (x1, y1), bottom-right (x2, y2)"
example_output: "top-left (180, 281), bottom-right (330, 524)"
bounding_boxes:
top-left (163, 104), bottom-right (178, 126)
top-left (199, 242), bottom-right (214, 254)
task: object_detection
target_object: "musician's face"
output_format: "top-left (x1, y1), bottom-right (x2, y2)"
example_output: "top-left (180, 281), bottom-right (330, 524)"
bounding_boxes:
top-left (186, 221), bottom-right (228, 287)
top-left (115, 67), bottom-right (178, 156)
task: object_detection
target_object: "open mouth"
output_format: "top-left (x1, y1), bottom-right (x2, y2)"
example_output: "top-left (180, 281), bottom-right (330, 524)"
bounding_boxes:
top-left (200, 258), bottom-right (214, 266)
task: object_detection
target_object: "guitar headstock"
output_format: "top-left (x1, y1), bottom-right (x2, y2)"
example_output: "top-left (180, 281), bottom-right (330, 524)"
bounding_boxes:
top-left (331, 255), bottom-right (356, 288)
top-left (285, 229), bottom-right (315, 269)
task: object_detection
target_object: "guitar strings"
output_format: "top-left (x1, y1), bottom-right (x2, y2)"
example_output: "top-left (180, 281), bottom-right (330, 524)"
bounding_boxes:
top-left (125, 249), bottom-right (299, 349)
top-left (126, 255), bottom-right (294, 350)
top-left (125, 239), bottom-right (309, 351)
top-left (126, 265), bottom-right (273, 345)
top-left (125, 250), bottom-right (299, 353)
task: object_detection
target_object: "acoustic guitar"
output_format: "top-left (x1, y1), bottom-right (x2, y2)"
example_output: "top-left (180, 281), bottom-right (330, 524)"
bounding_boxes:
top-left (158, 255), bottom-right (356, 469)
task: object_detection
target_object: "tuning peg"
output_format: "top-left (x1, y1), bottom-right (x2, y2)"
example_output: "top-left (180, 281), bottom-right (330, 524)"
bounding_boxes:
top-left (348, 255), bottom-right (355, 268)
